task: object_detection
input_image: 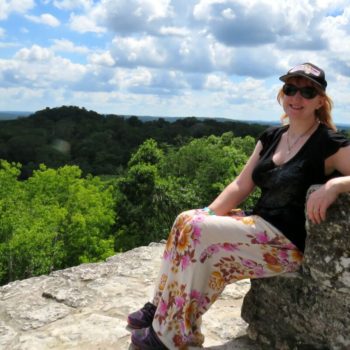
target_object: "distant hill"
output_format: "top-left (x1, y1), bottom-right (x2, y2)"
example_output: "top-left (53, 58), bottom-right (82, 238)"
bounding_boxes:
top-left (0, 110), bottom-right (349, 129)
top-left (0, 111), bottom-right (32, 120)
top-left (0, 105), bottom-right (269, 178)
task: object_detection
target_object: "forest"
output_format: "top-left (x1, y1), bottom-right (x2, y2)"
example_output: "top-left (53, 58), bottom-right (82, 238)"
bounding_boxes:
top-left (0, 105), bottom-right (273, 285)
top-left (0, 105), bottom-right (267, 178)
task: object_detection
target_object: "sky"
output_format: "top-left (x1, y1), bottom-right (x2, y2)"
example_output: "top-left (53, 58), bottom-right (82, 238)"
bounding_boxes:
top-left (1, 0), bottom-right (350, 123)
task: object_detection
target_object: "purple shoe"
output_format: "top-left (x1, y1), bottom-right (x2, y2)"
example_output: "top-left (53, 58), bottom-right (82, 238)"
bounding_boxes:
top-left (127, 302), bottom-right (156, 329)
top-left (131, 326), bottom-right (168, 349)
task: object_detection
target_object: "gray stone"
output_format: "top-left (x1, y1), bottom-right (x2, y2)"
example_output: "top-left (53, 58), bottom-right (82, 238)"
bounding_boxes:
top-left (242, 187), bottom-right (350, 350)
top-left (0, 242), bottom-right (258, 349)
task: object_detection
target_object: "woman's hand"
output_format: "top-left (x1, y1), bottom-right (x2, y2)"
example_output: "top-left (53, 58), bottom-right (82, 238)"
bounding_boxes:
top-left (306, 179), bottom-right (340, 224)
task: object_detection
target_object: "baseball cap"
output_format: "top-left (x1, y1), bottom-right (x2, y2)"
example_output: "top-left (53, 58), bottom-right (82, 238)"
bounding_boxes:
top-left (279, 63), bottom-right (327, 90)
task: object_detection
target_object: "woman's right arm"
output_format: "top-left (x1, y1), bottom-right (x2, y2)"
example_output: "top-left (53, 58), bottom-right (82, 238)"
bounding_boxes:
top-left (208, 141), bottom-right (263, 216)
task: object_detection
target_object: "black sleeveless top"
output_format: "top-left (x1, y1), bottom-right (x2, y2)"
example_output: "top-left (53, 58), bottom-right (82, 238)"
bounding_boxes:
top-left (252, 123), bottom-right (350, 251)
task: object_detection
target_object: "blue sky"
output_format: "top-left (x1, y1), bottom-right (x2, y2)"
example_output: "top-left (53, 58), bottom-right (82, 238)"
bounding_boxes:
top-left (1, 0), bottom-right (350, 124)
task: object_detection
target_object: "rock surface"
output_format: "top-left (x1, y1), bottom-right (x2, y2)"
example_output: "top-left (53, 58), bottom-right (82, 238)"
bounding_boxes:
top-left (241, 188), bottom-right (350, 350)
top-left (0, 242), bottom-right (259, 350)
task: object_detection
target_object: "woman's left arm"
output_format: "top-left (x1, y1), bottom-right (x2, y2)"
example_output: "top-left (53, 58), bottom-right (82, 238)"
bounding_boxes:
top-left (307, 145), bottom-right (350, 224)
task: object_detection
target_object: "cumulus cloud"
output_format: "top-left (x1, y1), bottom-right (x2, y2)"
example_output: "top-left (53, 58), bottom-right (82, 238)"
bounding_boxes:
top-left (25, 13), bottom-right (61, 27)
top-left (204, 73), bottom-right (268, 104)
top-left (0, 45), bottom-right (86, 91)
top-left (0, 0), bottom-right (35, 20)
top-left (193, 0), bottom-right (328, 49)
top-left (15, 45), bottom-right (54, 61)
top-left (68, 0), bottom-right (174, 35)
top-left (51, 39), bottom-right (89, 54)
top-left (88, 52), bottom-right (115, 66)
top-left (70, 65), bottom-right (116, 92)
top-left (159, 26), bottom-right (190, 37)
top-left (69, 13), bottom-right (106, 33)
top-left (317, 6), bottom-right (350, 78)
top-left (2, 0), bottom-right (350, 122)
top-left (110, 36), bottom-right (168, 68)
top-left (129, 70), bottom-right (189, 95)
top-left (110, 34), bottom-right (213, 73)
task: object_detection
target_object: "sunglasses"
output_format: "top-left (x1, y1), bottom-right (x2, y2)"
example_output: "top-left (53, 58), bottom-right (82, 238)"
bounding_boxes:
top-left (282, 84), bottom-right (319, 99)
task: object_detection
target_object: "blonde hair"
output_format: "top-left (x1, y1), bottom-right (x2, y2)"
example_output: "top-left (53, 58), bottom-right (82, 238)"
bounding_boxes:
top-left (277, 80), bottom-right (336, 131)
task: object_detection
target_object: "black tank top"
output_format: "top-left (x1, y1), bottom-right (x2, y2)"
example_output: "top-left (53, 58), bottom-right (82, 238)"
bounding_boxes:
top-left (252, 123), bottom-right (350, 251)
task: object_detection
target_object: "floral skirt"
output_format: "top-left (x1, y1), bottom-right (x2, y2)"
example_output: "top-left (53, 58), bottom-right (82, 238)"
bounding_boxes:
top-left (151, 208), bottom-right (303, 349)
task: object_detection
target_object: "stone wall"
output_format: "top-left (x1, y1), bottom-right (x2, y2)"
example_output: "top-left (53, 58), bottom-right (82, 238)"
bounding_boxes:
top-left (241, 187), bottom-right (350, 350)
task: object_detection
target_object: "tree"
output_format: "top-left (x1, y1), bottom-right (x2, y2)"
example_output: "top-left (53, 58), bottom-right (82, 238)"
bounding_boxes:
top-left (114, 140), bottom-right (178, 250)
top-left (113, 134), bottom-right (259, 251)
top-left (0, 162), bottom-right (116, 285)
top-left (160, 133), bottom-right (255, 207)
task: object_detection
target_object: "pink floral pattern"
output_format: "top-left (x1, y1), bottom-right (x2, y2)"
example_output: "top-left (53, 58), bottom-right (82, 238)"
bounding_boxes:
top-left (152, 209), bottom-right (303, 349)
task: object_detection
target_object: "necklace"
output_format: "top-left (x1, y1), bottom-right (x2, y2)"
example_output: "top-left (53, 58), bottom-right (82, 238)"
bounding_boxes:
top-left (286, 122), bottom-right (317, 154)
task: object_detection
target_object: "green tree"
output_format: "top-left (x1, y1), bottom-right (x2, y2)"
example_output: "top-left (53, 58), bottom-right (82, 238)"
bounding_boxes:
top-left (114, 134), bottom-right (259, 251)
top-left (0, 162), bottom-right (116, 285)
top-left (25, 165), bottom-right (116, 266)
top-left (114, 140), bottom-right (181, 250)
top-left (160, 133), bottom-right (256, 208)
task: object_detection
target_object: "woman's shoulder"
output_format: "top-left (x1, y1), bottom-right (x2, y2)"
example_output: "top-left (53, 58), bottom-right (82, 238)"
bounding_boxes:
top-left (258, 124), bottom-right (286, 146)
top-left (317, 123), bottom-right (350, 158)
top-left (318, 123), bottom-right (350, 142)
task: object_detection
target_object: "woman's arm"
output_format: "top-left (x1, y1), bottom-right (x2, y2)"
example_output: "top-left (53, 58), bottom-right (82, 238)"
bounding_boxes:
top-left (307, 145), bottom-right (350, 224)
top-left (208, 141), bottom-right (263, 216)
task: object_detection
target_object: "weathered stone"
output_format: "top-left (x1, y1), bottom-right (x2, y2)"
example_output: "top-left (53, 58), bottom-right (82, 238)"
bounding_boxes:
top-left (242, 187), bottom-right (350, 350)
top-left (0, 242), bottom-right (258, 349)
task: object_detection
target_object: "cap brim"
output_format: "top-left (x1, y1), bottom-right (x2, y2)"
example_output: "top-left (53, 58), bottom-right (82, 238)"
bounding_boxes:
top-left (279, 73), bottom-right (326, 90)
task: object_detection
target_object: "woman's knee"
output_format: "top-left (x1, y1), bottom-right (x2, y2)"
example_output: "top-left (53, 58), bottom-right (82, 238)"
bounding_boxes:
top-left (174, 209), bottom-right (198, 226)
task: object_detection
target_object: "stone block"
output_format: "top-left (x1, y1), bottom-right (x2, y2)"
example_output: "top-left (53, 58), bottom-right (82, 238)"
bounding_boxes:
top-left (241, 188), bottom-right (350, 350)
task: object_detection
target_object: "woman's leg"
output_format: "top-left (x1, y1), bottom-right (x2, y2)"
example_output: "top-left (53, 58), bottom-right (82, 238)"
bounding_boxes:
top-left (151, 209), bottom-right (303, 349)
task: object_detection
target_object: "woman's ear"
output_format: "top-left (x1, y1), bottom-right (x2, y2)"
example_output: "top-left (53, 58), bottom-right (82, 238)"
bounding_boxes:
top-left (316, 96), bottom-right (325, 110)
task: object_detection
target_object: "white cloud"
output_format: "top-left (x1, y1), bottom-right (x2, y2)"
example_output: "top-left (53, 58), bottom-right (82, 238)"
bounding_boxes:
top-left (221, 8), bottom-right (236, 20)
top-left (1, 0), bottom-right (350, 123)
top-left (25, 13), bottom-right (61, 27)
top-left (134, 0), bottom-right (173, 21)
top-left (315, 0), bottom-right (349, 10)
top-left (115, 67), bottom-right (153, 89)
top-left (193, 0), bottom-right (325, 49)
top-left (317, 7), bottom-right (350, 79)
top-left (69, 13), bottom-right (106, 33)
top-left (88, 51), bottom-right (115, 66)
top-left (0, 0), bottom-right (35, 20)
top-left (111, 36), bottom-right (168, 67)
top-left (68, 0), bottom-right (174, 35)
top-left (110, 33), bottom-right (214, 74)
top-left (193, 0), bottom-right (225, 21)
top-left (2, 45), bottom-right (86, 91)
top-left (204, 74), bottom-right (267, 104)
top-left (51, 39), bottom-right (89, 53)
top-left (159, 26), bottom-right (190, 37)
top-left (205, 73), bottom-right (231, 90)
top-left (15, 45), bottom-right (54, 61)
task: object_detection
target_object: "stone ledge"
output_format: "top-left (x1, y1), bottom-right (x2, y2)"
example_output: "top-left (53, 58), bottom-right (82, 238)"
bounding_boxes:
top-left (0, 242), bottom-right (258, 349)
top-left (241, 188), bottom-right (350, 350)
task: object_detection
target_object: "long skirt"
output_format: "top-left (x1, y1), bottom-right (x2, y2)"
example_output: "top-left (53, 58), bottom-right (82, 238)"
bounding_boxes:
top-left (151, 208), bottom-right (303, 349)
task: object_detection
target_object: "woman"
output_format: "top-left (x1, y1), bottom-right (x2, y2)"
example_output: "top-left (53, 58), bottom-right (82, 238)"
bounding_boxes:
top-left (128, 63), bottom-right (350, 349)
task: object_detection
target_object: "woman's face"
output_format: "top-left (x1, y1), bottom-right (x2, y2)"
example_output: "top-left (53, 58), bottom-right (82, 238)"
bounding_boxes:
top-left (282, 77), bottom-right (324, 120)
